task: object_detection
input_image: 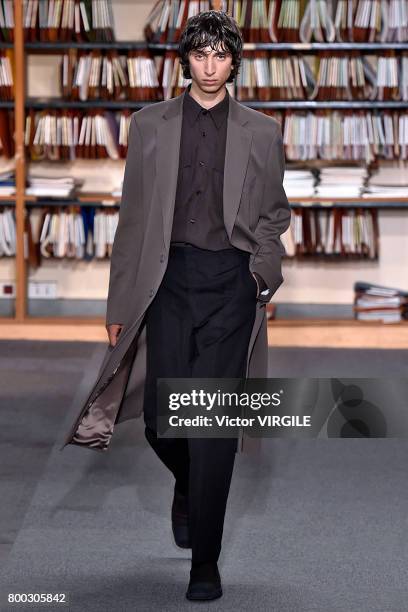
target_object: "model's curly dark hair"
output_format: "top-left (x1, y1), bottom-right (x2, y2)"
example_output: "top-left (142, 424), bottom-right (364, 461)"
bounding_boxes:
top-left (178, 11), bottom-right (243, 83)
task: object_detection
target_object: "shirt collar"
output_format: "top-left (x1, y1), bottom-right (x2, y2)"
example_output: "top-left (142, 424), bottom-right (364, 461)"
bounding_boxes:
top-left (183, 83), bottom-right (229, 130)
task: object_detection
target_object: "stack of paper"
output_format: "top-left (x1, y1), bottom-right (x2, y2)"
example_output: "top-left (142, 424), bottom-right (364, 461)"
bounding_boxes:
top-left (353, 281), bottom-right (408, 323)
top-left (283, 169), bottom-right (316, 198)
top-left (26, 175), bottom-right (83, 199)
top-left (315, 166), bottom-right (367, 199)
top-left (363, 165), bottom-right (408, 198)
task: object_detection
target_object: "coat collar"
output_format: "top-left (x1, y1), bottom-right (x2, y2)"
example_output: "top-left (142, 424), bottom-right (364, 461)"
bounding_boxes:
top-left (156, 87), bottom-right (253, 251)
top-left (161, 85), bottom-right (249, 126)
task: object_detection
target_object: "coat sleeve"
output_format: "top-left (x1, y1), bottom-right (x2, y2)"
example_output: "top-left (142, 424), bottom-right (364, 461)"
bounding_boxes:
top-left (106, 112), bottom-right (144, 326)
top-left (249, 122), bottom-right (291, 299)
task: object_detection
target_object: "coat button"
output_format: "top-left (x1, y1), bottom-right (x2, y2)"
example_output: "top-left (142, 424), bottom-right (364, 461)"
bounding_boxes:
top-left (160, 254), bottom-right (165, 262)
top-left (149, 289), bottom-right (154, 297)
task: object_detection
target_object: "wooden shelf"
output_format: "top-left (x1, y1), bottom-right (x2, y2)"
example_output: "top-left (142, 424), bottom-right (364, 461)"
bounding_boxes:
top-left (22, 97), bottom-right (408, 110)
top-left (24, 41), bottom-right (148, 50)
top-left (268, 319), bottom-right (408, 326)
top-left (6, 6), bottom-right (408, 326)
top-left (0, 316), bottom-right (105, 325)
top-left (148, 42), bottom-right (408, 51)
top-left (240, 100), bottom-right (408, 109)
top-left (25, 97), bottom-right (157, 109)
top-left (15, 195), bottom-right (408, 210)
top-left (1, 318), bottom-right (408, 349)
top-left (267, 319), bottom-right (408, 349)
top-left (23, 41), bottom-right (408, 52)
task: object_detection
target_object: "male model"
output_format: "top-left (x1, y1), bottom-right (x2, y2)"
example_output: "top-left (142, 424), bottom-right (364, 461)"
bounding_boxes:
top-left (62, 9), bottom-right (291, 603)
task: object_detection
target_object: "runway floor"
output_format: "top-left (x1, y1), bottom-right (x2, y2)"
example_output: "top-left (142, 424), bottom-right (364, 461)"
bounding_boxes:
top-left (1, 340), bottom-right (407, 611)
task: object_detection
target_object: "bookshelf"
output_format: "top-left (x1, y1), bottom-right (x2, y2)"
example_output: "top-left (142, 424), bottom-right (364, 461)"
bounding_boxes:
top-left (2, 1), bottom-right (408, 327)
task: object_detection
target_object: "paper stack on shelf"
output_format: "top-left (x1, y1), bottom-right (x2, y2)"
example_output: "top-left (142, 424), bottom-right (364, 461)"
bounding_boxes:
top-left (315, 166), bottom-right (367, 199)
top-left (0, 169), bottom-right (15, 196)
top-left (26, 175), bottom-right (84, 199)
top-left (363, 165), bottom-right (408, 199)
top-left (353, 281), bottom-right (408, 323)
top-left (283, 169), bottom-right (316, 198)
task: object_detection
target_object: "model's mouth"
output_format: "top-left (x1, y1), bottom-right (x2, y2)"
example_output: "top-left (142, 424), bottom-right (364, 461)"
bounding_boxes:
top-left (203, 80), bottom-right (217, 83)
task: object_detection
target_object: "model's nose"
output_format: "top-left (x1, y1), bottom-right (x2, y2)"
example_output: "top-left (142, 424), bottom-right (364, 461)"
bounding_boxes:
top-left (205, 59), bottom-right (216, 75)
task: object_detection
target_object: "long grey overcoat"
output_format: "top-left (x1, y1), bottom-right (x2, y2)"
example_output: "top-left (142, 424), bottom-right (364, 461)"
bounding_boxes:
top-left (60, 87), bottom-right (291, 454)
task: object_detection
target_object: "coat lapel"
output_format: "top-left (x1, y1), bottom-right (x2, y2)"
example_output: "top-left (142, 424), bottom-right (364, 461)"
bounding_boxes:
top-left (223, 99), bottom-right (253, 240)
top-left (156, 88), bottom-right (253, 251)
top-left (156, 100), bottom-right (183, 251)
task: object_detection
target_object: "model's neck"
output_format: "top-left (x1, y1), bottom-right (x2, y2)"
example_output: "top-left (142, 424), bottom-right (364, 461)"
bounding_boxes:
top-left (188, 82), bottom-right (227, 109)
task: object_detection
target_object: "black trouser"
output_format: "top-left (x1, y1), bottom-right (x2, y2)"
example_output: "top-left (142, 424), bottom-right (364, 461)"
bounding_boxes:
top-left (142, 243), bottom-right (257, 564)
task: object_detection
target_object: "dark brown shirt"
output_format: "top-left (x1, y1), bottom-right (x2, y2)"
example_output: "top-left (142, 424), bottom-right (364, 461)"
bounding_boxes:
top-left (170, 83), bottom-right (268, 297)
top-left (170, 83), bottom-right (231, 250)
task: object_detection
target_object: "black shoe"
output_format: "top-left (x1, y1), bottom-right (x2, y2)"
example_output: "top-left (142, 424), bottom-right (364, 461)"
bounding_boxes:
top-left (185, 561), bottom-right (223, 601)
top-left (171, 484), bottom-right (191, 549)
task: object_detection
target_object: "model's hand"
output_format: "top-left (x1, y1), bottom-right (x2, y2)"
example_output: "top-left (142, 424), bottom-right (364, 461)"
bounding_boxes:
top-left (106, 323), bottom-right (123, 347)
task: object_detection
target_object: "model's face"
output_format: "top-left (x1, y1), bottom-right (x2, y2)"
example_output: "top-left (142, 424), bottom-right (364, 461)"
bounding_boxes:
top-left (188, 44), bottom-right (233, 93)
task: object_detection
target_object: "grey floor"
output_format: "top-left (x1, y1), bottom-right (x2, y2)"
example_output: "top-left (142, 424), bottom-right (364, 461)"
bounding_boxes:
top-left (1, 341), bottom-right (408, 611)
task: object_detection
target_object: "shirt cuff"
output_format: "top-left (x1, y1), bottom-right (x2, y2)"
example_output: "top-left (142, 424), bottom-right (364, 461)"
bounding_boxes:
top-left (252, 272), bottom-right (271, 302)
